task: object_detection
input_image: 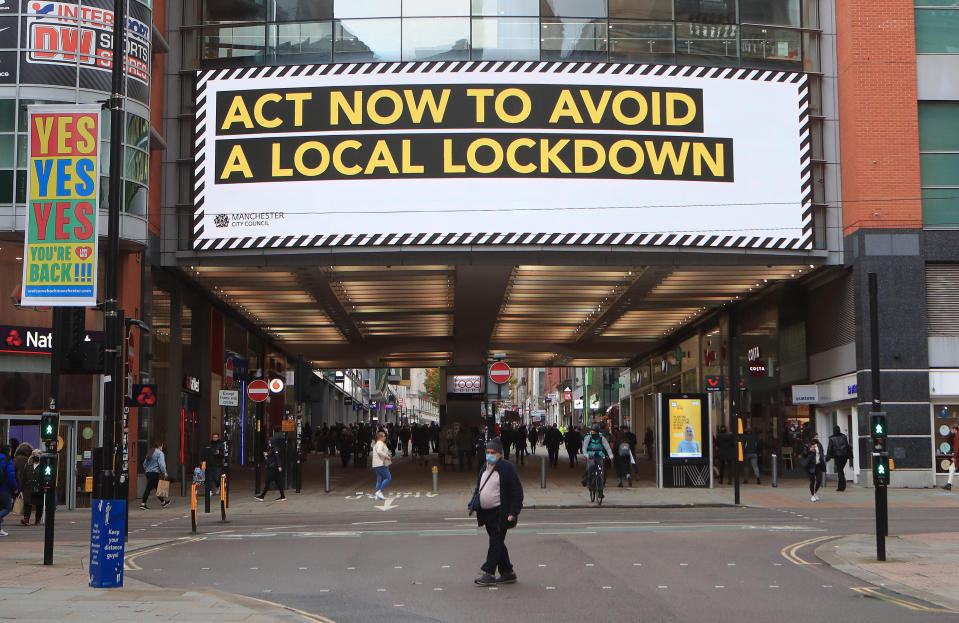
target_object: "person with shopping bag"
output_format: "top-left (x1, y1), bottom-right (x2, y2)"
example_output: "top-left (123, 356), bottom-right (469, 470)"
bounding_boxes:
top-left (141, 441), bottom-right (171, 509)
top-left (18, 450), bottom-right (43, 525)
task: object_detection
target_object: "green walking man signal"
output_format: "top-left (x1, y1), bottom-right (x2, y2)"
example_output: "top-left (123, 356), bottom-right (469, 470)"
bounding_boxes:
top-left (40, 412), bottom-right (59, 442)
top-left (872, 451), bottom-right (890, 486)
top-left (40, 454), bottom-right (57, 486)
top-left (870, 412), bottom-right (887, 450)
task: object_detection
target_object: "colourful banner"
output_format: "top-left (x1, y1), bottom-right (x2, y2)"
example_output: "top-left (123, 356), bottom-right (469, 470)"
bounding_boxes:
top-left (21, 104), bottom-right (100, 307)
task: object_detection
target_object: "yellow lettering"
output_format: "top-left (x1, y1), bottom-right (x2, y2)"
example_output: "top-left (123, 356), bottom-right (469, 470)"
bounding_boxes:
top-left (580, 90), bottom-right (611, 124)
top-left (56, 117), bottom-right (72, 153)
top-left (466, 138), bottom-right (504, 174)
top-left (285, 92), bottom-right (312, 127)
top-left (540, 139), bottom-right (571, 173)
top-left (443, 139), bottom-right (465, 173)
top-left (574, 139), bottom-right (605, 174)
top-left (254, 93), bottom-right (283, 129)
top-left (401, 140), bottom-right (424, 173)
top-left (294, 141), bottom-right (330, 176)
top-left (75, 115), bottom-right (96, 154)
top-left (221, 96), bottom-right (254, 130)
top-left (494, 88), bottom-right (531, 124)
top-left (367, 90), bottom-right (403, 125)
top-left (220, 144), bottom-right (253, 179)
top-left (548, 90), bottom-right (584, 124)
top-left (667, 92), bottom-right (697, 126)
top-left (403, 89), bottom-right (450, 123)
top-left (645, 141), bottom-right (689, 175)
top-left (467, 88), bottom-right (494, 123)
top-left (35, 117), bottom-right (55, 154)
top-left (609, 139), bottom-right (644, 175)
top-left (333, 140), bottom-right (362, 175)
top-left (506, 138), bottom-right (536, 174)
top-left (272, 143), bottom-right (293, 177)
top-left (693, 142), bottom-right (724, 177)
top-left (331, 91), bottom-right (362, 125)
top-left (651, 91), bottom-right (661, 126)
top-left (612, 90), bottom-right (648, 126)
top-left (364, 140), bottom-right (399, 174)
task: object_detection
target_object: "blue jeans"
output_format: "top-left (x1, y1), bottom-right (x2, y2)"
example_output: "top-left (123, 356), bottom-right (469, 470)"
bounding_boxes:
top-left (0, 489), bottom-right (12, 529)
top-left (374, 466), bottom-right (391, 493)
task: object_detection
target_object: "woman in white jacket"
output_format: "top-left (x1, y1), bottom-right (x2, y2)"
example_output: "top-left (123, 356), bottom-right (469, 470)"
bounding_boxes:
top-left (371, 430), bottom-right (393, 500)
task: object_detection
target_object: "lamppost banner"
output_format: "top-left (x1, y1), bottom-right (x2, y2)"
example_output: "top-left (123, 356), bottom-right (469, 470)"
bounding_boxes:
top-left (21, 104), bottom-right (101, 307)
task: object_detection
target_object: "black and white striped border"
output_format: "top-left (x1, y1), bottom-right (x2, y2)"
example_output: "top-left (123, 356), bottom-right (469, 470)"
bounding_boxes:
top-left (193, 61), bottom-right (813, 252)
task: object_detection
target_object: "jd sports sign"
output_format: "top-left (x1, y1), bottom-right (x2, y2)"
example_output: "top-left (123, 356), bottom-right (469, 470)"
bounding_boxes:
top-left (194, 62), bottom-right (811, 251)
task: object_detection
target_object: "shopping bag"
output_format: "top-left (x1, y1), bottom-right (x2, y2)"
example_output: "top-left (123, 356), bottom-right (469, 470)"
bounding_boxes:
top-left (12, 493), bottom-right (23, 515)
top-left (156, 479), bottom-right (171, 498)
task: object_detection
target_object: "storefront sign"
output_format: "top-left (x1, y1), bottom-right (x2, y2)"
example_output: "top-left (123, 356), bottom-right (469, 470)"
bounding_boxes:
top-left (218, 389), bottom-right (239, 407)
top-left (194, 63), bottom-right (811, 251)
top-left (127, 384), bottom-right (157, 407)
top-left (574, 399), bottom-right (584, 409)
top-left (447, 374), bottom-right (484, 394)
top-left (0, 323), bottom-right (101, 354)
top-left (22, 104), bottom-right (100, 307)
top-left (748, 359), bottom-right (768, 378)
top-left (183, 375), bottom-right (201, 394)
top-left (704, 375), bottom-right (725, 391)
top-left (747, 346), bottom-right (761, 362)
top-left (791, 384), bottom-right (819, 404)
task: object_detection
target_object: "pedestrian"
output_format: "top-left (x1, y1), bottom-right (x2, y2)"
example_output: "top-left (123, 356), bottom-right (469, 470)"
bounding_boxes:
top-left (255, 442), bottom-right (286, 501)
top-left (942, 424), bottom-right (959, 491)
top-left (528, 426), bottom-right (538, 455)
top-left (613, 428), bottom-right (632, 487)
top-left (802, 433), bottom-right (827, 502)
top-left (515, 425), bottom-right (528, 465)
top-left (18, 450), bottom-right (43, 525)
top-left (140, 441), bottom-right (171, 509)
top-left (0, 444), bottom-right (19, 536)
top-left (13, 442), bottom-right (32, 485)
top-left (742, 428), bottom-right (761, 484)
top-left (371, 430), bottom-right (392, 500)
top-left (825, 425), bottom-right (853, 492)
top-left (456, 425), bottom-right (473, 472)
top-left (469, 438), bottom-right (523, 586)
top-left (209, 432), bottom-right (224, 494)
top-left (544, 425), bottom-right (562, 468)
top-left (717, 425), bottom-right (735, 484)
top-left (501, 425), bottom-right (512, 461)
top-left (339, 426), bottom-right (353, 468)
top-left (643, 427), bottom-right (654, 459)
top-left (563, 426), bottom-right (581, 468)
top-left (399, 424), bottom-right (411, 457)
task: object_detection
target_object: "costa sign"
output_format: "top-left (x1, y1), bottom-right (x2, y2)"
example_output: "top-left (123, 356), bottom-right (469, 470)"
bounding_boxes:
top-left (194, 62), bottom-right (810, 251)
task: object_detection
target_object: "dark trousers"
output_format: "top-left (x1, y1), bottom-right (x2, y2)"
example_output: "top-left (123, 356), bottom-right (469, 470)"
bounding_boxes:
top-left (262, 469), bottom-right (285, 497)
top-left (458, 451), bottom-right (472, 472)
top-left (566, 447), bottom-right (578, 467)
top-left (546, 446), bottom-right (559, 467)
top-left (833, 457), bottom-right (847, 491)
top-left (23, 495), bottom-right (44, 523)
top-left (718, 458), bottom-right (733, 483)
top-left (142, 472), bottom-right (165, 504)
top-left (808, 466), bottom-right (824, 495)
top-left (477, 508), bottom-right (512, 575)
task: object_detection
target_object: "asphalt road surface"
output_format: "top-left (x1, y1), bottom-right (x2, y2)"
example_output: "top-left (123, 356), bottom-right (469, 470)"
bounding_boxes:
top-left (34, 504), bottom-right (941, 623)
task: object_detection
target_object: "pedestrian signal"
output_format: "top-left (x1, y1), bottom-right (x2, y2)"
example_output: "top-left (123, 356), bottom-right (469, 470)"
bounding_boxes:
top-left (872, 451), bottom-right (890, 486)
top-left (870, 412), bottom-right (887, 450)
top-left (40, 412), bottom-right (59, 442)
top-left (40, 454), bottom-right (57, 486)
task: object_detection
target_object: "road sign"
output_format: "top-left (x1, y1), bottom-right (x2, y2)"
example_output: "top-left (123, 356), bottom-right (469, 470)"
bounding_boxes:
top-left (247, 379), bottom-right (269, 402)
top-left (218, 389), bottom-right (239, 407)
top-left (225, 357), bottom-right (234, 387)
top-left (489, 362), bottom-right (511, 384)
top-left (268, 377), bottom-right (285, 393)
top-left (89, 499), bottom-right (126, 588)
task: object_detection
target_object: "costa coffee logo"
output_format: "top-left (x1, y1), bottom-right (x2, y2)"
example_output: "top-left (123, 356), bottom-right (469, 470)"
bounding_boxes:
top-left (748, 359), bottom-right (768, 378)
top-left (747, 346), bottom-right (761, 361)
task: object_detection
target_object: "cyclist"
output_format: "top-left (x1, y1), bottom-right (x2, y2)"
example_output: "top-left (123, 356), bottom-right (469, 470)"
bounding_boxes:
top-left (580, 424), bottom-right (613, 495)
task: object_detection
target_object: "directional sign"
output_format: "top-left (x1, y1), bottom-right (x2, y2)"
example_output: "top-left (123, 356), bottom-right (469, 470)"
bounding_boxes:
top-left (247, 379), bottom-right (269, 402)
top-left (489, 362), bottom-right (511, 384)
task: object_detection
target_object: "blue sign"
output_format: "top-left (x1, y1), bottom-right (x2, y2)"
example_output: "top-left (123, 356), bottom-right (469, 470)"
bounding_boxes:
top-left (89, 499), bottom-right (126, 588)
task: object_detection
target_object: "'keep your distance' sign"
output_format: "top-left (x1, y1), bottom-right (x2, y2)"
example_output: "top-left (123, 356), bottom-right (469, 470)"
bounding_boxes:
top-left (21, 105), bottom-right (101, 307)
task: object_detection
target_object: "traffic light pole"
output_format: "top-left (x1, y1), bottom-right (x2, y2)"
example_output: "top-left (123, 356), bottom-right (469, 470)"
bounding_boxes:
top-left (43, 309), bottom-right (64, 566)
top-left (869, 273), bottom-right (887, 561)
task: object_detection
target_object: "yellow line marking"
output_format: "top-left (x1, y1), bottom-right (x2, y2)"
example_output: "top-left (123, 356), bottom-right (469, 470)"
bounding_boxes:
top-left (124, 536), bottom-right (206, 571)
top-left (780, 535), bottom-right (837, 565)
top-left (851, 587), bottom-right (957, 613)
top-left (243, 595), bottom-right (339, 623)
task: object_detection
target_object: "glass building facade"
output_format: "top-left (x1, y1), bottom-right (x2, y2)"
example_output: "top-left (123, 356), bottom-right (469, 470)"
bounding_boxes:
top-left (192, 0), bottom-right (821, 72)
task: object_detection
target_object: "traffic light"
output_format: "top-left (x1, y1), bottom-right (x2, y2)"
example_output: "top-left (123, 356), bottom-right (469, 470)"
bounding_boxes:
top-left (872, 451), bottom-right (890, 486)
top-left (52, 307), bottom-right (104, 374)
top-left (870, 411), bottom-right (887, 451)
top-left (40, 412), bottom-right (59, 442)
top-left (39, 453), bottom-right (57, 486)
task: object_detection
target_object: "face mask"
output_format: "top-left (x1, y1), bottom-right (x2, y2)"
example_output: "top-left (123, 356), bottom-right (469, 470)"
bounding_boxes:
top-left (591, 432), bottom-right (599, 438)
top-left (485, 453), bottom-right (499, 464)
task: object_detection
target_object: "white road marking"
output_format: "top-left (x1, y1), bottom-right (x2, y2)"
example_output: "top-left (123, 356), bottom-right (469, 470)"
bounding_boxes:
top-left (319, 589), bottom-right (330, 593)
top-left (822, 585), bottom-right (832, 588)
top-left (658, 586), bottom-right (668, 589)
top-left (394, 566), bottom-right (403, 569)
top-left (679, 563), bottom-right (688, 566)
top-left (585, 563), bottom-right (595, 567)
top-left (441, 565), bottom-right (451, 568)
top-left (773, 563), bottom-right (783, 566)
top-left (546, 586), bottom-right (556, 590)
top-left (250, 567), bottom-right (258, 570)
top-left (488, 587), bottom-right (497, 591)
top-left (352, 520), bottom-right (398, 525)
top-left (376, 588), bottom-right (386, 592)
top-left (538, 564), bottom-right (547, 568)
top-left (632, 563), bottom-right (642, 567)
top-left (715, 586), bottom-right (725, 589)
top-left (152, 569), bottom-right (162, 571)
top-left (201, 567), bottom-right (210, 570)
top-left (433, 587), bottom-right (443, 591)
top-left (263, 525), bottom-right (307, 531)
top-left (206, 529), bottom-right (235, 534)
top-left (347, 567), bottom-right (356, 570)
top-left (299, 567), bottom-right (308, 570)
top-left (727, 563), bottom-right (736, 566)
top-left (769, 585), bottom-right (780, 589)
top-left (602, 586), bottom-right (612, 590)
top-left (537, 530), bottom-right (597, 535)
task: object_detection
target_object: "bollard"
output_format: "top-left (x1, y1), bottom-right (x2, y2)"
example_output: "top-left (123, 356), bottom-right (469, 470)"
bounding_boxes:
top-left (541, 454), bottom-right (547, 489)
top-left (190, 483), bottom-right (198, 533)
top-left (220, 474), bottom-right (227, 520)
top-left (324, 457), bottom-right (331, 493)
top-left (432, 465), bottom-right (439, 493)
top-left (771, 453), bottom-right (778, 488)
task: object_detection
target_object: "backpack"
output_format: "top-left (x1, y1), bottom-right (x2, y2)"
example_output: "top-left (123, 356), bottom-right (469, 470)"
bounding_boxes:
top-left (834, 435), bottom-right (850, 458)
top-left (619, 442), bottom-right (631, 457)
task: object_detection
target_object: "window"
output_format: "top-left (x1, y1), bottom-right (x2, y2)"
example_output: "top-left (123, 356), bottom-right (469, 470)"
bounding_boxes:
top-left (404, 0), bottom-right (470, 17)
top-left (272, 21), bottom-right (333, 63)
top-left (403, 18), bottom-right (470, 60)
top-left (541, 18), bottom-right (607, 60)
top-left (204, 0), bottom-right (266, 23)
top-left (334, 19), bottom-right (401, 62)
top-left (202, 25), bottom-right (268, 64)
top-left (541, 0), bottom-right (607, 18)
top-left (609, 20), bottom-right (674, 62)
top-left (270, 0), bottom-right (332, 21)
top-left (676, 22), bottom-right (737, 64)
top-left (675, 0), bottom-right (737, 24)
top-left (0, 100), bottom-right (13, 132)
top-left (472, 17), bottom-right (539, 59)
top-left (740, 26), bottom-right (801, 69)
top-left (915, 6), bottom-right (959, 53)
top-left (334, 0), bottom-right (401, 19)
top-left (739, 0), bottom-right (800, 27)
top-left (919, 102), bottom-right (959, 227)
top-left (472, 0), bottom-right (538, 16)
top-left (609, 0), bottom-right (672, 20)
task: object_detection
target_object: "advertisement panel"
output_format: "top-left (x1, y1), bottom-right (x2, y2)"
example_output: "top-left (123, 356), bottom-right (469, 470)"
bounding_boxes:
top-left (21, 104), bottom-right (100, 307)
top-left (193, 62), bottom-right (811, 251)
top-left (668, 397), bottom-right (703, 458)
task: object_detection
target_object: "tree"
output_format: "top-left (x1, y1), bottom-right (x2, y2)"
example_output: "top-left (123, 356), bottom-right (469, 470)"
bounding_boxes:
top-left (424, 368), bottom-right (441, 404)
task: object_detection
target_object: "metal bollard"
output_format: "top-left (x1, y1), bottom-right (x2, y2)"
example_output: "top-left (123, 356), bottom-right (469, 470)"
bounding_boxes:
top-left (324, 458), bottom-right (331, 493)
top-left (771, 454), bottom-right (778, 488)
top-left (432, 465), bottom-right (439, 493)
top-left (540, 455), bottom-right (547, 489)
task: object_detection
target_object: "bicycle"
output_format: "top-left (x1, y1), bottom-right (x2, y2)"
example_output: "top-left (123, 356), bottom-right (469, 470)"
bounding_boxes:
top-left (586, 453), bottom-right (606, 505)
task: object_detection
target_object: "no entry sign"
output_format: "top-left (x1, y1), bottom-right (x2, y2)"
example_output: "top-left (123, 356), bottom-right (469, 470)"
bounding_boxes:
top-left (489, 362), bottom-right (511, 384)
top-left (247, 379), bottom-right (269, 402)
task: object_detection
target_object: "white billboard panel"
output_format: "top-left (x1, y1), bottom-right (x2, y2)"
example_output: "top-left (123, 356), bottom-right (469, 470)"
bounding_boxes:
top-left (193, 62), bottom-right (811, 251)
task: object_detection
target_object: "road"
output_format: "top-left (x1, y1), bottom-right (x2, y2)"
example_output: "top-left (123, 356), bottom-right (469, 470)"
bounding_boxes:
top-left (20, 502), bottom-right (946, 623)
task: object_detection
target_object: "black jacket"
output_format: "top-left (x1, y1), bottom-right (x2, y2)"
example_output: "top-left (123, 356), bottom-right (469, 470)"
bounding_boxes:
top-left (544, 427), bottom-right (563, 448)
top-left (802, 441), bottom-right (827, 473)
top-left (717, 431), bottom-right (736, 460)
top-left (826, 433), bottom-right (852, 462)
top-left (472, 459), bottom-right (524, 528)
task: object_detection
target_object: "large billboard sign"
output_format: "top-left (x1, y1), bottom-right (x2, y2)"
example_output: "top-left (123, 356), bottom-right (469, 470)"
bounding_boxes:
top-left (21, 104), bottom-right (101, 307)
top-left (193, 62), bottom-right (810, 251)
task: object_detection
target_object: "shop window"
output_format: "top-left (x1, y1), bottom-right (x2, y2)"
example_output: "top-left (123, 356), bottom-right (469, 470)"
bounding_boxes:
top-left (334, 0), bottom-right (401, 19)
top-left (204, 0), bottom-right (266, 23)
top-left (675, 22), bottom-right (737, 65)
top-left (15, 169), bottom-right (26, 204)
top-left (609, 0), bottom-right (672, 20)
top-left (540, 0), bottom-right (607, 18)
top-left (403, 18), bottom-right (470, 60)
top-left (541, 18), bottom-right (608, 61)
top-left (126, 113), bottom-right (150, 151)
top-left (16, 134), bottom-right (27, 168)
top-left (935, 405), bottom-right (959, 472)
top-left (675, 0), bottom-right (737, 24)
top-left (125, 147), bottom-right (149, 185)
top-left (0, 100), bottom-right (14, 132)
top-left (609, 20), bottom-right (674, 62)
top-left (202, 25), bottom-right (268, 64)
top-left (919, 101), bottom-right (959, 227)
top-left (270, 0), bottom-right (332, 21)
top-left (272, 22), bottom-right (333, 63)
top-left (915, 7), bottom-right (959, 53)
top-left (739, 0), bottom-right (800, 27)
top-left (472, 17), bottom-right (539, 60)
top-left (0, 170), bottom-right (11, 204)
top-left (0, 135), bottom-right (13, 168)
top-left (334, 19), bottom-right (402, 62)
top-left (472, 0), bottom-right (538, 16)
top-left (404, 0), bottom-right (470, 16)
top-left (740, 25), bottom-right (801, 69)
top-left (125, 181), bottom-right (148, 216)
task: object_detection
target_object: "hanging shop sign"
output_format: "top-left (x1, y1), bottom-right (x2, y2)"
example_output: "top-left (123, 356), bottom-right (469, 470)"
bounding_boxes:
top-left (193, 62), bottom-right (811, 251)
top-left (748, 360), bottom-right (768, 378)
top-left (183, 375), bottom-right (201, 394)
top-left (21, 104), bottom-right (101, 307)
top-left (791, 384), bottom-right (819, 404)
top-left (447, 374), bottom-right (485, 394)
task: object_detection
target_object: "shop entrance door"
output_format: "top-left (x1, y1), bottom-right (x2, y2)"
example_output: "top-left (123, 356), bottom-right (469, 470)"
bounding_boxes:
top-left (179, 393), bottom-right (198, 495)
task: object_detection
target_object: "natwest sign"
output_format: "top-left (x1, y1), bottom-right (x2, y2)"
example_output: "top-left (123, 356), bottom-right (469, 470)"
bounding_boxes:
top-left (0, 323), bottom-right (101, 355)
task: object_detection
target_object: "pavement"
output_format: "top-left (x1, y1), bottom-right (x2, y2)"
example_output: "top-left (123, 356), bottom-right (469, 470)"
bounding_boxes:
top-left (2, 451), bottom-right (958, 621)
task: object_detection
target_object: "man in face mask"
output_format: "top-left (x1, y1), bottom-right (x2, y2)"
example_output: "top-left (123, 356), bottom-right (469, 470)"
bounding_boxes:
top-left (581, 423), bottom-right (613, 491)
top-left (470, 438), bottom-right (524, 586)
